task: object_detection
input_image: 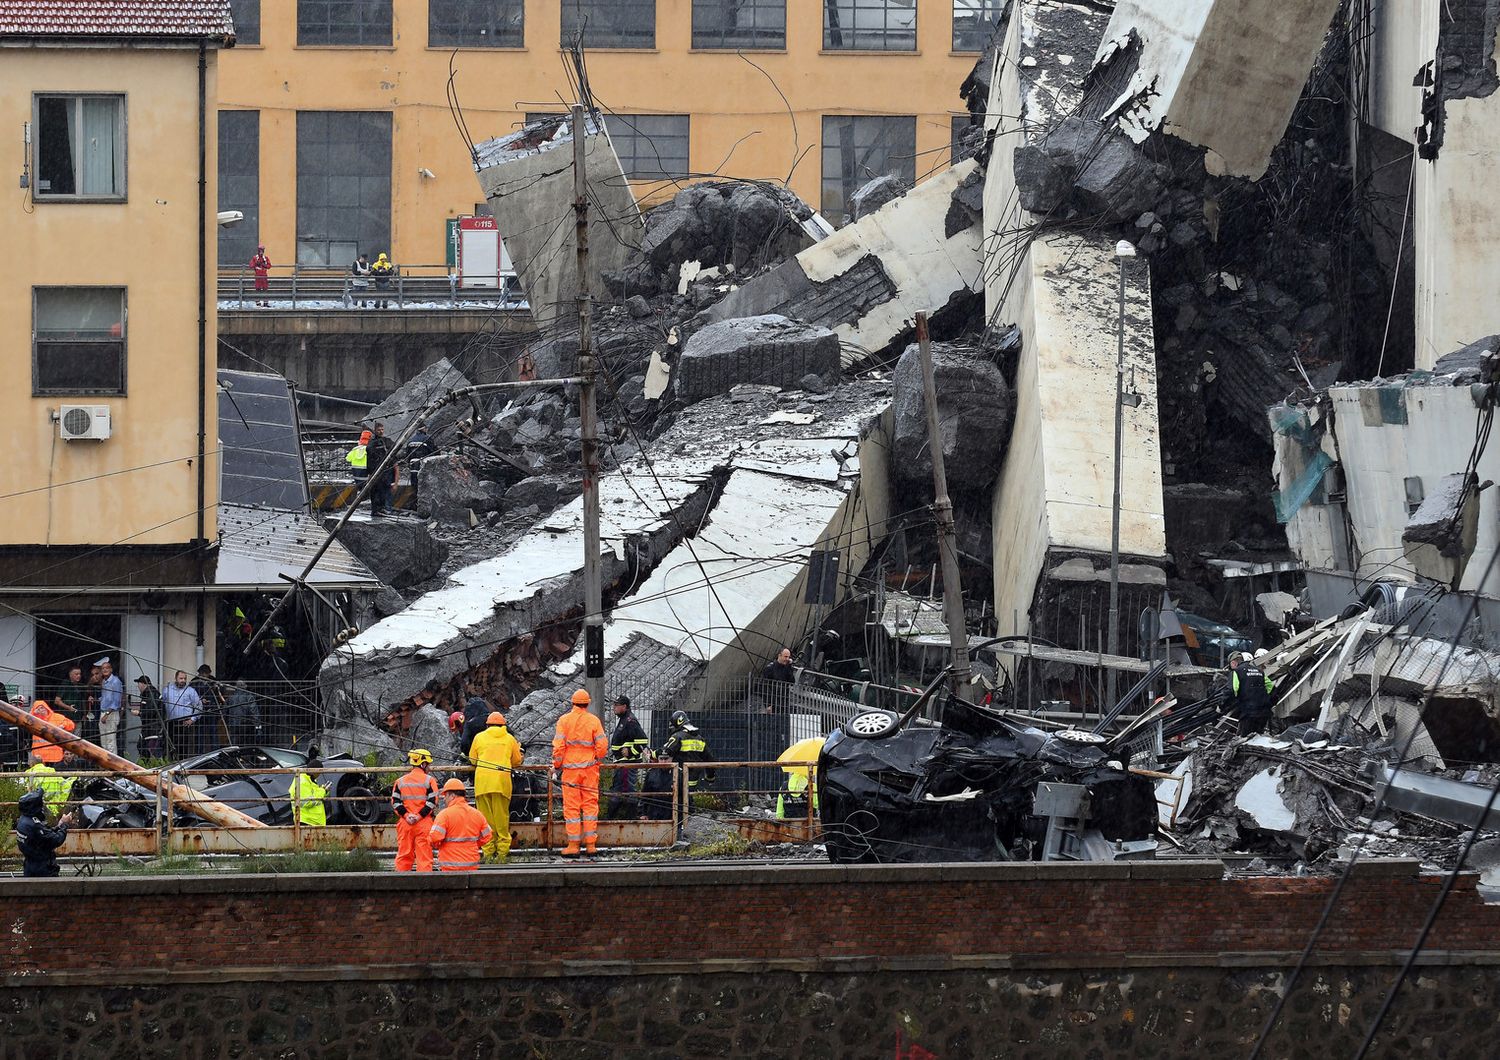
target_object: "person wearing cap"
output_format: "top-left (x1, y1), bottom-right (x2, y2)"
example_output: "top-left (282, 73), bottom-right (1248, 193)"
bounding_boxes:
top-left (552, 689), bottom-right (607, 857)
top-left (290, 758), bottom-right (328, 828)
top-left (606, 695), bottom-right (649, 820)
top-left (16, 789), bottom-right (73, 877)
top-left (96, 657), bottom-right (126, 758)
top-left (469, 711), bottom-right (524, 862)
top-left (429, 779), bottom-right (491, 872)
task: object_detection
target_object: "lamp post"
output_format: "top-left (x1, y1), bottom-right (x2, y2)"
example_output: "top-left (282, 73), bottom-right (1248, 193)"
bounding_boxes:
top-left (1106, 239), bottom-right (1138, 713)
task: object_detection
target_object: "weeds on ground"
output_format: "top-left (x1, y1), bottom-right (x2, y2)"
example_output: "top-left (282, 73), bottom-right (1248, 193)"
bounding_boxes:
top-left (236, 845), bottom-right (383, 874)
top-left (0, 777), bottom-right (24, 862)
top-left (108, 854), bottom-right (212, 876)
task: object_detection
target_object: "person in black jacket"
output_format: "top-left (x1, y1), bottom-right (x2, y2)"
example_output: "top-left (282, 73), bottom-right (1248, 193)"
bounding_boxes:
top-left (459, 695), bottom-right (490, 758)
top-left (606, 695), bottom-right (649, 819)
top-left (16, 790), bottom-right (71, 877)
top-left (366, 422), bottom-right (396, 517)
top-left (133, 676), bottom-right (168, 760)
top-left (1228, 652), bottom-right (1276, 735)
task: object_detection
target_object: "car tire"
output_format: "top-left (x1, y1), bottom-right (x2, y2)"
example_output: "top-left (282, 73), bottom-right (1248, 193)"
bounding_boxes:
top-left (842, 709), bottom-right (900, 740)
top-left (337, 782), bottom-right (385, 826)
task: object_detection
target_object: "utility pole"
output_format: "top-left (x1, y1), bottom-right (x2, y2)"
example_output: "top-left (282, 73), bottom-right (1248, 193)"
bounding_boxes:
top-left (1106, 240), bottom-right (1137, 712)
top-left (916, 312), bottom-right (971, 704)
top-left (573, 103), bottom-right (605, 723)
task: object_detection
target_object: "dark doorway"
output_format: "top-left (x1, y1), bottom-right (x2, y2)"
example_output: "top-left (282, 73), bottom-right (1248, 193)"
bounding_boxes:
top-left (34, 612), bottom-right (121, 698)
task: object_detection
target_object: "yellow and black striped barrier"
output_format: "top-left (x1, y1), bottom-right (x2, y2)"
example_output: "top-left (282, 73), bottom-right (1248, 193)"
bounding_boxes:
top-left (311, 481), bottom-right (417, 512)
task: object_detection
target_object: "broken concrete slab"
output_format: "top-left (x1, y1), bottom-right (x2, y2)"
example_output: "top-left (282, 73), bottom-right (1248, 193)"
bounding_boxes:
top-left (418, 454), bottom-right (508, 525)
top-left (367, 357), bottom-right (473, 440)
top-left (890, 341), bottom-right (1012, 495)
top-left (703, 160), bottom-right (986, 369)
top-left (327, 514), bottom-right (448, 591)
top-left (474, 114), bottom-right (643, 332)
top-left (1403, 472), bottom-right (1480, 585)
top-left (1093, 0), bottom-right (1343, 179)
top-left (1234, 767), bottom-right (1297, 832)
top-left (1013, 116), bottom-right (1169, 223)
top-left (676, 315), bottom-right (840, 405)
top-left (850, 174), bottom-right (907, 220)
top-left (637, 181), bottom-right (820, 280)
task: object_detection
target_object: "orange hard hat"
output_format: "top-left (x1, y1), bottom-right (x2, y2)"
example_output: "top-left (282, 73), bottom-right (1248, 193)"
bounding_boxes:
top-left (571, 689), bottom-right (591, 706)
top-left (487, 711), bottom-right (506, 726)
top-left (441, 778), bottom-right (466, 795)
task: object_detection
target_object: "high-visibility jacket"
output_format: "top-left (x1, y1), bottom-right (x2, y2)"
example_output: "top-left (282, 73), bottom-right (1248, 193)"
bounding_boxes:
top-left (290, 772), bottom-right (328, 827)
top-left (1231, 666), bottom-right (1275, 717)
top-left (25, 763), bottom-right (74, 816)
top-left (776, 771), bottom-right (819, 819)
top-left (345, 444), bottom-right (368, 470)
top-left (391, 767), bottom-right (439, 819)
top-left (609, 712), bottom-right (649, 761)
top-left (469, 725), bottom-right (523, 798)
top-left (430, 797), bottom-right (492, 871)
top-left (29, 702), bottom-right (74, 764)
top-left (662, 726), bottom-right (713, 788)
top-left (552, 705), bottom-right (607, 772)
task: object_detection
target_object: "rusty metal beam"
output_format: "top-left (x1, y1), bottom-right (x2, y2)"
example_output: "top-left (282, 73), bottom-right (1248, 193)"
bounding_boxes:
top-left (0, 700), bottom-right (265, 830)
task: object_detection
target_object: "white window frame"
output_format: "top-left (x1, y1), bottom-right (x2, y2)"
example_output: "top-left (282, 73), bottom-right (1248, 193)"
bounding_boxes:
top-left (32, 93), bottom-right (127, 202)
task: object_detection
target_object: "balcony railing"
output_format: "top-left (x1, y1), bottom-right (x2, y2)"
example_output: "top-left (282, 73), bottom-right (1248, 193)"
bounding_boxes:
top-left (218, 263), bottom-right (527, 311)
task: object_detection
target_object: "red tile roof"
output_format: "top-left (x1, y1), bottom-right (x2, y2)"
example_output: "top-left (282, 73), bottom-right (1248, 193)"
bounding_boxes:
top-left (0, 1), bottom-right (235, 38)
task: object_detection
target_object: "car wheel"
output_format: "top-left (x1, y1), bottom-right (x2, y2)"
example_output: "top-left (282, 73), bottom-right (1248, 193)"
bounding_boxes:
top-left (337, 782), bottom-right (385, 826)
top-left (843, 709), bottom-right (900, 740)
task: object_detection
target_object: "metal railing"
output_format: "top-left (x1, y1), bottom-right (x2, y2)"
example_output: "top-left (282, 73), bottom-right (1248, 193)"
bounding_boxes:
top-left (219, 263), bottom-right (527, 311)
top-left (0, 760), bottom-right (826, 861)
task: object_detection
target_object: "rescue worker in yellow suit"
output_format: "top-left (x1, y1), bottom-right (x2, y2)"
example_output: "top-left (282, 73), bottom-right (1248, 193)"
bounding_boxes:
top-left (429, 779), bottom-right (492, 872)
top-left (289, 758), bottom-right (328, 827)
top-left (391, 748), bottom-right (440, 871)
top-left (468, 711), bottom-right (523, 862)
top-left (552, 689), bottom-right (607, 858)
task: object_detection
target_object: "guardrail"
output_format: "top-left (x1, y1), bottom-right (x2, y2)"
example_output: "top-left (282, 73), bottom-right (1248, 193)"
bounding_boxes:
top-left (0, 760), bottom-right (829, 861)
top-left (218, 264), bottom-right (527, 311)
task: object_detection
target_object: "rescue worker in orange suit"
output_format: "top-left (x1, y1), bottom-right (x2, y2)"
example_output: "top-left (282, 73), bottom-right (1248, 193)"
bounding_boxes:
top-left (468, 711), bottom-right (524, 863)
top-left (30, 700), bottom-right (75, 765)
top-left (391, 748), bottom-right (440, 871)
top-left (552, 689), bottom-right (607, 857)
top-left (429, 779), bottom-right (492, 872)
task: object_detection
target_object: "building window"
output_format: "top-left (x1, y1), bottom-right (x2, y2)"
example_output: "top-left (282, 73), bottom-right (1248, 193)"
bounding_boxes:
top-left (297, 0), bottom-right (392, 46)
top-left (430, 0), bottom-right (524, 47)
top-left (821, 115), bottom-right (915, 220)
top-left (561, 0), bottom-right (655, 49)
top-left (219, 111), bottom-right (260, 267)
top-left (692, 0), bottom-right (785, 49)
top-left (952, 0), bottom-right (1004, 52)
top-left (229, 0), bottom-right (260, 45)
top-left (33, 95), bottom-right (125, 200)
top-left (295, 111), bottom-right (392, 266)
top-left (604, 114), bottom-right (690, 179)
top-left (823, 0), bottom-right (916, 51)
top-left (34, 288), bottom-right (127, 396)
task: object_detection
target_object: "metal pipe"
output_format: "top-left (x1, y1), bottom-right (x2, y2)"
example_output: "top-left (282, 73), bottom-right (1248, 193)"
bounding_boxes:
top-left (196, 42), bottom-right (210, 669)
top-left (916, 312), bottom-right (971, 703)
top-left (1106, 249), bottom-right (1128, 712)
top-left (0, 700), bottom-right (264, 830)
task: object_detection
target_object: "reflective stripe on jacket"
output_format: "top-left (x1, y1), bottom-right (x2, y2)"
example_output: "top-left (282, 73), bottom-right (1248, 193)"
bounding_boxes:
top-left (25, 763), bottom-right (74, 816)
top-left (552, 705), bottom-right (607, 771)
top-left (430, 799), bottom-right (492, 871)
top-left (609, 713), bottom-right (649, 761)
top-left (291, 772), bottom-right (328, 827)
top-left (469, 725), bottom-right (523, 798)
top-left (29, 704), bottom-right (73, 764)
top-left (391, 768), bottom-right (439, 816)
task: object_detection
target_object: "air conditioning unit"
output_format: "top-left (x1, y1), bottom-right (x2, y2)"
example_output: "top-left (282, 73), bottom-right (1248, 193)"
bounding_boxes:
top-left (58, 405), bottom-right (111, 441)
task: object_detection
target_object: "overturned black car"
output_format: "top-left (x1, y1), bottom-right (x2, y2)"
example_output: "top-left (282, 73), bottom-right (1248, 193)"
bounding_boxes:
top-left (75, 746), bottom-right (387, 829)
top-left (818, 697), bottom-right (1158, 864)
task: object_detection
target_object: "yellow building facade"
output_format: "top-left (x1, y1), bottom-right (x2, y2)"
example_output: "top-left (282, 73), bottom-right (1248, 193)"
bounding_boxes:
top-left (217, 0), bottom-right (996, 269)
top-left (0, 6), bottom-right (232, 705)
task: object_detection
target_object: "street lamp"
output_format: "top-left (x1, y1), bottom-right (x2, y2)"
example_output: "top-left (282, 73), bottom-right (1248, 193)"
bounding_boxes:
top-left (1106, 239), bottom-right (1137, 713)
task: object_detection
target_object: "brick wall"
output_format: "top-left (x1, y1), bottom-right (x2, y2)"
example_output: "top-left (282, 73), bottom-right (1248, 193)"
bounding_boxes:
top-left (5, 859), bottom-right (1499, 982)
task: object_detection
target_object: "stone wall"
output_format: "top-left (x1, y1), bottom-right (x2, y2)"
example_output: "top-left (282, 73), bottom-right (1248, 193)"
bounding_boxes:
top-left (4, 860), bottom-right (1499, 1056)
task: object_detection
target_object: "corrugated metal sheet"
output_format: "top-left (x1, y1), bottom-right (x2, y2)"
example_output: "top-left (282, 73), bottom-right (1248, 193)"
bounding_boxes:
top-left (215, 503), bottom-right (379, 590)
top-left (0, 0), bottom-right (234, 37)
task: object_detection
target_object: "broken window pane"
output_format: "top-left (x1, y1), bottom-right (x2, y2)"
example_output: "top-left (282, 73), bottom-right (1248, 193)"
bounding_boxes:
top-left (296, 111), bottom-right (392, 266)
top-left (604, 114), bottom-right (690, 180)
top-left (820, 115), bottom-right (915, 220)
top-left (823, 0), bottom-right (916, 52)
top-left (34, 287), bottom-right (126, 395)
top-left (297, 0), bottom-right (392, 46)
top-left (229, 0), bottom-right (260, 45)
top-left (219, 110), bottom-right (261, 266)
top-left (952, 0), bottom-right (1005, 52)
top-left (429, 0), bottom-right (524, 48)
top-left (561, 0), bottom-right (655, 49)
top-left (34, 94), bottom-right (125, 199)
top-left (692, 0), bottom-right (786, 49)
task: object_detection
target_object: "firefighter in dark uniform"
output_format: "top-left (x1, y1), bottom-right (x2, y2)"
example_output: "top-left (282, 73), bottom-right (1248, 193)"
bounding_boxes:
top-left (606, 695), bottom-right (649, 820)
top-left (1228, 652), bottom-right (1275, 735)
top-left (661, 710), bottom-right (714, 833)
top-left (16, 790), bottom-right (71, 877)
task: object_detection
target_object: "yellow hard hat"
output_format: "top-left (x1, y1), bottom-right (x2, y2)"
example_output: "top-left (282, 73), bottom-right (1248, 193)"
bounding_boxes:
top-left (571, 689), bottom-right (591, 706)
top-left (408, 748), bottom-right (433, 766)
top-left (441, 778), bottom-right (466, 795)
